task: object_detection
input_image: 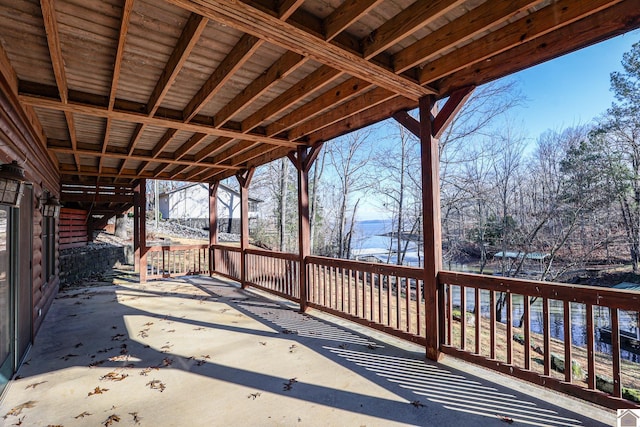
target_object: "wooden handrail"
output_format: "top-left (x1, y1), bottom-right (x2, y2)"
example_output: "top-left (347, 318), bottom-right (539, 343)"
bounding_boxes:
top-left (439, 270), bottom-right (640, 311)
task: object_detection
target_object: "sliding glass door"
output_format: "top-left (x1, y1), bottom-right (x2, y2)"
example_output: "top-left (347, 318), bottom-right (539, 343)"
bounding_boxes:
top-left (0, 206), bottom-right (11, 396)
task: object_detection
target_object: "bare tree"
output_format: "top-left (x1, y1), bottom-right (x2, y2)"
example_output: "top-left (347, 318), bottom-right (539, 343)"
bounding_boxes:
top-left (327, 129), bottom-right (375, 259)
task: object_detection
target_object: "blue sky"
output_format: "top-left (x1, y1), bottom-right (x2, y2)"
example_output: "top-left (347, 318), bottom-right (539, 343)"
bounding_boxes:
top-left (355, 30), bottom-right (640, 221)
top-left (508, 29), bottom-right (640, 141)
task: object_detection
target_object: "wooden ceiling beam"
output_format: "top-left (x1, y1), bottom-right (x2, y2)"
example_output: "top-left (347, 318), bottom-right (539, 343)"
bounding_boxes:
top-left (437, 0), bottom-right (640, 96)
top-left (147, 13), bottom-right (209, 116)
top-left (193, 136), bottom-right (236, 163)
top-left (152, 163), bottom-right (171, 178)
top-left (109, 0), bottom-right (135, 110)
top-left (184, 165), bottom-right (209, 180)
top-left (175, 132), bottom-right (208, 160)
top-left (166, 0), bottom-right (436, 100)
top-left (288, 86), bottom-right (395, 140)
top-left (60, 164), bottom-right (157, 180)
top-left (99, 118), bottom-right (112, 174)
top-left (419, 0), bottom-right (620, 85)
top-left (278, 0), bottom-right (305, 19)
top-left (152, 128), bottom-right (179, 158)
top-left (183, 34), bottom-right (262, 122)
top-left (40, 0), bottom-right (68, 104)
top-left (213, 51), bottom-right (306, 128)
top-left (207, 140), bottom-right (259, 165)
top-left (205, 145), bottom-right (290, 182)
top-left (241, 65), bottom-right (342, 132)
top-left (64, 111), bottom-right (80, 171)
top-left (169, 164), bottom-right (190, 179)
top-left (48, 141), bottom-right (240, 170)
top-left (307, 95), bottom-right (414, 145)
top-left (362, 0), bottom-right (466, 60)
top-left (19, 88), bottom-right (299, 147)
top-left (393, 0), bottom-right (540, 73)
top-left (266, 76), bottom-right (373, 137)
top-left (323, 0), bottom-right (384, 40)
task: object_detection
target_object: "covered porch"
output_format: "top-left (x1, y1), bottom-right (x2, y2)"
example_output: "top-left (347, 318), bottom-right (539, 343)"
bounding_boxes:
top-left (0, 0), bottom-right (640, 419)
top-left (0, 270), bottom-right (613, 426)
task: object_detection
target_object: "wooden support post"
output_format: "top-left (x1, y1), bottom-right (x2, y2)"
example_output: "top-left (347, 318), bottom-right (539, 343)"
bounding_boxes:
top-left (133, 183), bottom-right (140, 273)
top-left (392, 88), bottom-right (472, 361)
top-left (236, 169), bottom-right (254, 288)
top-left (289, 143), bottom-right (323, 312)
top-left (209, 181), bottom-right (219, 275)
top-left (420, 95), bottom-right (443, 361)
top-left (139, 179), bottom-right (147, 283)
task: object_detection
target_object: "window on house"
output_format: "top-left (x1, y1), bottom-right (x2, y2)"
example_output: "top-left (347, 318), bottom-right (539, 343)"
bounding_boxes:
top-left (42, 216), bottom-right (55, 283)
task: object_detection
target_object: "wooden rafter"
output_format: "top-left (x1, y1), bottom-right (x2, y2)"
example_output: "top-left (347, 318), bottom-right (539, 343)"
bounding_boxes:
top-left (63, 111), bottom-right (80, 171)
top-left (241, 65), bottom-right (342, 133)
top-left (109, 0), bottom-right (135, 110)
top-left (100, 0), bottom-right (134, 175)
top-left (288, 87), bottom-right (395, 140)
top-left (323, 0), bottom-right (384, 40)
top-left (147, 13), bottom-right (209, 117)
top-left (175, 132), bottom-right (208, 160)
top-left (40, 0), bottom-right (68, 104)
top-left (265, 76), bottom-right (373, 137)
top-left (193, 137), bottom-right (235, 163)
top-left (183, 34), bottom-right (261, 122)
top-left (361, 0), bottom-right (466, 60)
top-left (437, 0), bottom-right (640, 95)
top-left (307, 95), bottom-right (412, 145)
top-left (165, 0), bottom-right (436, 100)
top-left (418, 0), bottom-right (620, 85)
top-left (213, 51), bottom-right (306, 129)
top-left (393, 0), bottom-right (540, 73)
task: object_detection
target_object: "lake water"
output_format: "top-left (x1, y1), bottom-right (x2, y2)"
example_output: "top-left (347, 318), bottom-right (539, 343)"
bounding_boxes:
top-left (350, 220), bottom-right (640, 362)
top-left (351, 219), bottom-right (422, 266)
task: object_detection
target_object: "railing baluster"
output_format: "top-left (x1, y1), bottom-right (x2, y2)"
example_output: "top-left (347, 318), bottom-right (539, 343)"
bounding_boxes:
top-left (543, 297), bottom-right (550, 377)
top-left (460, 285), bottom-right (467, 351)
top-left (524, 295), bottom-right (531, 370)
top-left (378, 273), bottom-right (382, 324)
top-left (611, 307), bottom-right (621, 398)
top-left (564, 300), bottom-right (572, 383)
top-left (405, 278), bottom-right (410, 333)
top-left (341, 267), bottom-right (345, 312)
top-left (396, 275), bottom-right (401, 329)
top-left (490, 290), bottom-right (496, 360)
top-left (475, 287), bottom-right (481, 355)
top-left (586, 303), bottom-right (595, 390)
top-left (506, 293), bottom-right (512, 365)
top-left (387, 274), bottom-right (391, 327)
top-left (447, 284), bottom-right (452, 346)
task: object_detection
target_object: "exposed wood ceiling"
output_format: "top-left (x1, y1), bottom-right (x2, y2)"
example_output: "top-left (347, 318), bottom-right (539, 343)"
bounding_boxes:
top-left (0, 0), bottom-right (638, 191)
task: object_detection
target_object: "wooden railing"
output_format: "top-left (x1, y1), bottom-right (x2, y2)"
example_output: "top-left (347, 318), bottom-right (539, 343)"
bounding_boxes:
top-left (246, 248), bottom-right (300, 302)
top-left (141, 243), bottom-right (640, 409)
top-left (145, 245), bottom-right (209, 280)
top-left (306, 256), bottom-right (426, 345)
top-left (438, 271), bottom-right (640, 409)
top-left (211, 244), bottom-right (242, 281)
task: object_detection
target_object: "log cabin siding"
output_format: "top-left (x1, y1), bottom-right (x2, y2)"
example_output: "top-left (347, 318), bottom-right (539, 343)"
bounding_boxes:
top-left (0, 49), bottom-right (60, 335)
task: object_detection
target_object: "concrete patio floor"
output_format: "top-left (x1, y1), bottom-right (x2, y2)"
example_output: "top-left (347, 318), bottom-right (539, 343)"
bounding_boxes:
top-left (0, 271), bottom-right (617, 426)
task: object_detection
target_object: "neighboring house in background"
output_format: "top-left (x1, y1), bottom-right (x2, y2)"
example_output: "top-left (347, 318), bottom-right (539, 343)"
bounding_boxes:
top-left (159, 183), bottom-right (261, 233)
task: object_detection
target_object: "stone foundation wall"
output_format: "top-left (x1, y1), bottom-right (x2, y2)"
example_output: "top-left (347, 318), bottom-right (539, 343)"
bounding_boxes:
top-left (59, 244), bottom-right (131, 286)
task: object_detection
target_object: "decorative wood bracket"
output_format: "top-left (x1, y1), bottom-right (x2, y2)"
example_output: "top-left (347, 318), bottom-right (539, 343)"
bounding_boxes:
top-left (235, 167), bottom-right (255, 189)
top-left (392, 86), bottom-right (475, 139)
top-left (288, 142), bottom-right (324, 173)
top-left (210, 180), bottom-right (220, 197)
top-left (431, 86), bottom-right (474, 139)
